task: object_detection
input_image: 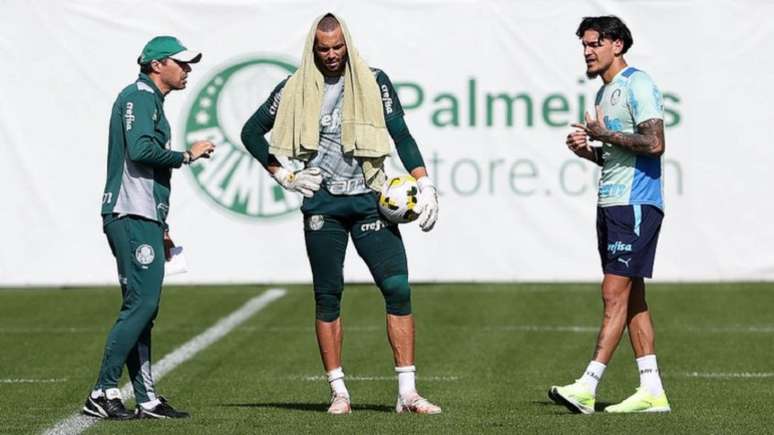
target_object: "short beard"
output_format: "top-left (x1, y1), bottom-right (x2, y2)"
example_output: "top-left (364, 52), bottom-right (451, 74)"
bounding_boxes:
top-left (315, 59), bottom-right (336, 76)
top-left (315, 54), bottom-right (347, 76)
top-left (586, 69), bottom-right (599, 79)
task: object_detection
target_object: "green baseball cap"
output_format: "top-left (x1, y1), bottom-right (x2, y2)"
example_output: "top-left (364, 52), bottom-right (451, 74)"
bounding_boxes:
top-left (137, 35), bottom-right (202, 64)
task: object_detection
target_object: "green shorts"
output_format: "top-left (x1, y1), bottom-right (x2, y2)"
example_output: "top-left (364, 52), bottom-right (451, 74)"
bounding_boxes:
top-left (301, 189), bottom-right (411, 320)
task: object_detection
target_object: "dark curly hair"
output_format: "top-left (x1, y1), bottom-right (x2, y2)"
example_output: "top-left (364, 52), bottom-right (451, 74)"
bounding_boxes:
top-left (576, 16), bottom-right (633, 54)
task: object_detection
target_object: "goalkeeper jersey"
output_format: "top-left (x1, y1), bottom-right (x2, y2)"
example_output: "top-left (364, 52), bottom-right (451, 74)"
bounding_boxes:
top-left (256, 68), bottom-right (405, 195)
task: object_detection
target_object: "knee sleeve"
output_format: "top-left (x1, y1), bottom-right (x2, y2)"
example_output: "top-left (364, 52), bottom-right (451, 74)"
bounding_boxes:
top-left (379, 274), bottom-right (412, 316)
top-left (315, 289), bottom-right (342, 322)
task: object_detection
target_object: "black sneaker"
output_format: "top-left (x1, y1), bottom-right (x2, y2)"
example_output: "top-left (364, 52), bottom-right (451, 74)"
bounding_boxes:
top-left (136, 396), bottom-right (190, 419)
top-left (82, 395), bottom-right (134, 420)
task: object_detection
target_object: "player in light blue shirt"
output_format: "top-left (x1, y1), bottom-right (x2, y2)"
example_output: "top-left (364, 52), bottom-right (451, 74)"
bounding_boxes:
top-left (549, 16), bottom-right (671, 415)
top-left (593, 67), bottom-right (665, 209)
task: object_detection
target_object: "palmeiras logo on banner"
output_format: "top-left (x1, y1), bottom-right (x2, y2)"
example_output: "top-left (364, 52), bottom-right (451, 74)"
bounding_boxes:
top-left (181, 57), bottom-right (299, 220)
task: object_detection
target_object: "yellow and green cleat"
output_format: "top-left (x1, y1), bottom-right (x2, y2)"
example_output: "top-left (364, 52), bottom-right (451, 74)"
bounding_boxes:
top-left (604, 387), bottom-right (671, 413)
top-left (548, 380), bottom-right (596, 414)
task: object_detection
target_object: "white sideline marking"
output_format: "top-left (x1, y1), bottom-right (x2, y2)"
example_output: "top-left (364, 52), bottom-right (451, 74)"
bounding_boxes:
top-left (682, 372), bottom-right (774, 379)
top-left (416, 286), bottom-right (766, 293)
top-left (238, 324), bottom-right (774, 334)
top-left (481, 325), bottom-right (598, 333)
top-left (42, 288), bottom-right (286, 435)
top-left (0, 327), bottom-right (102, 333)
top-left (1, 378), bottom-right (67, 384)
top-left (239, 325), bottom-right (381, 332)
top-left (240, 325), bottom-right (599, 333)
top-left (298, 375), bottom-right (461, 382)
top-left (479, 325), bottom-right (774, 333)
top-left (687, 326), bottom-right (774, 333)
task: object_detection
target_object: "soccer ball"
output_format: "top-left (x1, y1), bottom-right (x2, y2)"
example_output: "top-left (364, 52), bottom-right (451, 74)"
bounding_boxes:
top-left (379, 176), bottom-right (421, 224)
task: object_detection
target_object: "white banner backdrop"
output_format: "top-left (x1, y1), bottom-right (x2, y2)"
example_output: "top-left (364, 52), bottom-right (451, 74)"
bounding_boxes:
top-left (1, 0), bottom-right (772, 285)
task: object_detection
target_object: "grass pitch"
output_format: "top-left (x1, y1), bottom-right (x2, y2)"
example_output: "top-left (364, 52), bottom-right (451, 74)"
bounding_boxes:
top-left (1, 283), bottom-right (773, 434)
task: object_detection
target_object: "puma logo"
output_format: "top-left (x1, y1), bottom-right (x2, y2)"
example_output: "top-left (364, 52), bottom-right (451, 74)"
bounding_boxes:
top-left (618, 257), bottom-right (632, 268)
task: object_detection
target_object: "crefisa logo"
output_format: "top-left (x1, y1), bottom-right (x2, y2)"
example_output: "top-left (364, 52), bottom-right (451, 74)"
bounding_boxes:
top-left (181, 56), bottom-right (299, 220)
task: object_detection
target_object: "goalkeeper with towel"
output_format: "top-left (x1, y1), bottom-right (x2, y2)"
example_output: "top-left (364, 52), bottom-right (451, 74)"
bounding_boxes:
top-left (241, 13), bottom-right (441, 414)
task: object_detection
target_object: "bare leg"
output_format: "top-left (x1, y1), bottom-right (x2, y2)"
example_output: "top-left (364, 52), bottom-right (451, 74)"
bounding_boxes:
top-left (592, 274), bottom-right (633, 364)
top-left (386, 314), bottom-right (414, 367)
top-left (626, 277), bottom-right (655, 357)
top-left (315, 318), bottom-right (343, 372)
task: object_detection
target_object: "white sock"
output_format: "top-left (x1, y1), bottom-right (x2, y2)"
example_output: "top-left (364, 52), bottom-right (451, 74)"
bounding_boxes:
top-left (90, 389), bottom-right (104, 399)
top-left (327, 367), bottom-right (349, 398)
top-left (579, 361), bottom-right (606, 394)
top-left (140, 399), bottom-right (161, 410)
top-left (395, 365), bottom-right (416, 397)
top-left (104, 388), bottom-right (122, 401)
top-left (636, 354), bottom-right (664, 396)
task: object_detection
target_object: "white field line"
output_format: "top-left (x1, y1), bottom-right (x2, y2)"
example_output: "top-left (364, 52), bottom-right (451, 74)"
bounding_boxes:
top-left (686, 326), bottom-right (774, 333)
top-left (296, 375), bottom-right (461, 382)
top-left (42, 288), bottom-right (286, 435)
top-left (480, 325), bottom-right (598, 332)
top-left (680, 372), bottom-right (774, 379)
top-left (416, 287), bottom-right (594, 293)
top-left (474, 325), bottom-right (774, 333)
top-left (238, 325), bottom-right (382, 332)
top-left (0, 378), bottom-right (67, 384)
top-left (238, 325), bottom-right (600, 333)
top-left (295, 373), bottom-right (774, 382)
top-left (0, 327), bottom-right (103, 333)
top-left (292, 373), bottom-right (774, 382)
top-left (242, 325), bottom-right (596, 333)
top-left (415, 286), bottom-right (771, 293)
top-left (7, 324), bottom-right (774, 335)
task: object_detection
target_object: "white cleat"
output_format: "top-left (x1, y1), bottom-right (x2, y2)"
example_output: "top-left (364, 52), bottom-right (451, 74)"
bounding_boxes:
top-left (327, 393), bottom-right (351, 415)
top-left (395, 392), bottom-right (442, 414)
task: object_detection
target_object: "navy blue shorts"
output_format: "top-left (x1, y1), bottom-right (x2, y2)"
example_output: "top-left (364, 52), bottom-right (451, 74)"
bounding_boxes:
top-left (596, 205), bottom-right (663, 278)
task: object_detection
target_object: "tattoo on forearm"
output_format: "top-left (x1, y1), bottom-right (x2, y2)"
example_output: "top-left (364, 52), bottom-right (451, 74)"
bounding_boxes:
top-left (598, 118), bottom-right (664, 156)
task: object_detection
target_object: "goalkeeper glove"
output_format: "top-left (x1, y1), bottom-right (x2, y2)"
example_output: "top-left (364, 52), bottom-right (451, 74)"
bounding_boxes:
top-left (272, 167), bottom-right (322, 198)
top-left (416, 176), bottom-right (438, 232)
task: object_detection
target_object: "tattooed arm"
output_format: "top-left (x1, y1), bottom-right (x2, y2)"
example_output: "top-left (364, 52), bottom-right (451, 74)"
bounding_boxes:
top-left (595, 118), bottom-right (665, 157)
top-left (572, 106), bottom-right (665, 157)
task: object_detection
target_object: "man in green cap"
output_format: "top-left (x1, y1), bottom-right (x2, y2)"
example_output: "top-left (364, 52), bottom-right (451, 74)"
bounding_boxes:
top-left (83, 36), bottom-right (215, 420)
